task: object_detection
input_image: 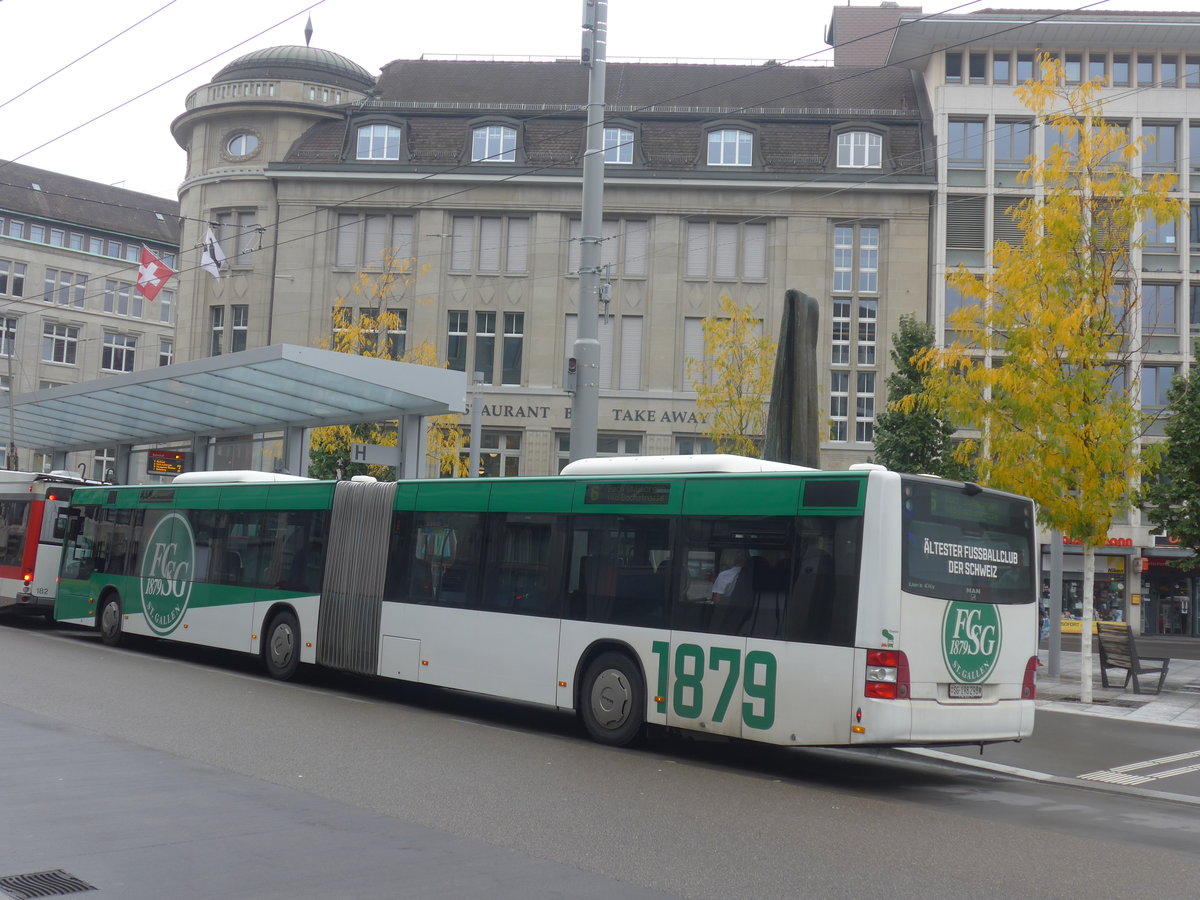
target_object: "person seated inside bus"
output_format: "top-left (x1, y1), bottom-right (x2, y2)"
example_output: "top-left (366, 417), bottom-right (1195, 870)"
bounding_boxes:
top-left (711, 548), bottom-right (749, 602)
top-left (710, 548), bottom-right (754, 635)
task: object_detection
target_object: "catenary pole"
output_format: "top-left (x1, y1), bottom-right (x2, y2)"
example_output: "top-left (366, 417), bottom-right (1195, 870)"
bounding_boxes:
top-left (569, 0), bottom-right (607, 462)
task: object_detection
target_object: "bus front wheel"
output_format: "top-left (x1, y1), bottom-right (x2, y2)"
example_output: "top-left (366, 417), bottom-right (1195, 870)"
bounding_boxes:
top-left (580, 651), bottom-right (644, 747)
top-left (263, 610), bottom-right (300, 681)
top-left (98, 595), bottom-right (123, 647)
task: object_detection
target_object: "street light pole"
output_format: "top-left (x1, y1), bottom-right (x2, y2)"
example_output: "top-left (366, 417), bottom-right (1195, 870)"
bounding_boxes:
top-left (569, 0), bottom-right (607, 462)
top-left (5, 323), bottom-right (16, 471)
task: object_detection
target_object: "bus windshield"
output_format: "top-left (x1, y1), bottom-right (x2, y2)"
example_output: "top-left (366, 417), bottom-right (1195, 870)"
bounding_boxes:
top-left (900, 478), bottom-right (1035, 605)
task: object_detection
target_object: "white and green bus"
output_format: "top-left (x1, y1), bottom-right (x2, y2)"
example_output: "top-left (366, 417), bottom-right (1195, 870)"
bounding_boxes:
top-left (55, 456), bottom-right (1038, 748)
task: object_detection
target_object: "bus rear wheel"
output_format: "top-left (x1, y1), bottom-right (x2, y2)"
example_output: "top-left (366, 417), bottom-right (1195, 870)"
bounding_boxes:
top-left (580, 651), bottom-right (644, 747)
top-left (98, 595), bottom-right (123, 647)
top-left (263, 610), bottom-right (300, 681)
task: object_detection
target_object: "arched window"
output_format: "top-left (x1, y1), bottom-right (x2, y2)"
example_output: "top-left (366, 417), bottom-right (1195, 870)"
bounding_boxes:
top-left (707, 128), bottom-right (753, 166)
top-left (357, 124), bottom-right (401, 160)
top-left (836, 131), bottom-right (882, 168)
top-left (226, 133), bottom-right (259, 157)
top-left (603, 127), bottom-right (634, 164)
top-left (472, 125), bottom-right (517, 162)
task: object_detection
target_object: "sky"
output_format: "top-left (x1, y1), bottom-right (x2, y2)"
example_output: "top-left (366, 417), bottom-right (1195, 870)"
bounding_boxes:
top-left (1, 0), bottom-right (1198, 200)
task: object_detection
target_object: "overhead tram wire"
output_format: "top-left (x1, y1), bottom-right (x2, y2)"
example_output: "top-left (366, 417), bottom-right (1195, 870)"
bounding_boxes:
top-left (0, 0), bottom-right (986, 234)
top-left (0, 0), bottom-right (329, 179)
top-left (0, 0), bottom-right (181, 113)
top-left (1, 0), bottom-right (1125, 309)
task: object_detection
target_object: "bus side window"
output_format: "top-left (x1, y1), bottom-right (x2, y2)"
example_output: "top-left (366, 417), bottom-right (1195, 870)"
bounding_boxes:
top-left (785, 517), bottom-right (859, 646)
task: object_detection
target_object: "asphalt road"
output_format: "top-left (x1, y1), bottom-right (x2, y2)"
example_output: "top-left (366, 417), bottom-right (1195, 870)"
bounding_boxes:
top-left (3, 620), bottom-right (1200, 899)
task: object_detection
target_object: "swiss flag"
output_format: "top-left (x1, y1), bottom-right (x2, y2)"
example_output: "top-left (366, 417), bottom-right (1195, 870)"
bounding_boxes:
top-left (135, 245), bottom-right (174, 301)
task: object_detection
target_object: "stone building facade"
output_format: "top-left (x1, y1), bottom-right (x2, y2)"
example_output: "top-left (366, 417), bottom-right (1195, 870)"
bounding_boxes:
top-left (170, 47), bottom-right (935, 475)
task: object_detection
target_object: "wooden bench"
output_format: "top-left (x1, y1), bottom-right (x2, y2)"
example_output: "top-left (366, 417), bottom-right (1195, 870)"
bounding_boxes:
top-left (1096, 621), bottom-right (1170, 694)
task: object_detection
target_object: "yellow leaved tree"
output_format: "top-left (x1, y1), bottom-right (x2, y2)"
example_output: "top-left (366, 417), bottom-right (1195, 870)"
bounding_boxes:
top-left (906, 57), bottom-right (1182, 701)
top-left (309, 251), bottom-right (467, 479)
top-left (686, 296), bottom-right (777, 457)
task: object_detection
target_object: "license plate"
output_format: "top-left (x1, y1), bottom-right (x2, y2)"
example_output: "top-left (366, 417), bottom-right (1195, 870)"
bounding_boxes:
top-left (948, 683), bottom-right (983, 700)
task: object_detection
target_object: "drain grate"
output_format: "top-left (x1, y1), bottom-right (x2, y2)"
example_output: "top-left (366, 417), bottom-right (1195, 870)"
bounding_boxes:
top-left (0, 870), bottom-right (96, 900)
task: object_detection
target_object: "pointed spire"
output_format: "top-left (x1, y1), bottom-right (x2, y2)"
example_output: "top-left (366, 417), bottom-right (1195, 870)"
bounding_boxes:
top-left (304, 14), bottom-right (313, 47)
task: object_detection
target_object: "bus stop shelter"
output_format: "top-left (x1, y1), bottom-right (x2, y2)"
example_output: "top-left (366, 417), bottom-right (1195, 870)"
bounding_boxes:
top-left (0, 344), bottom-right (467, 482)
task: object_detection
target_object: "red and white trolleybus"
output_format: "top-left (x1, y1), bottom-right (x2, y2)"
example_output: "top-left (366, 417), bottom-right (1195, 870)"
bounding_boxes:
top-left (0, 470), bottom-right (99, 620)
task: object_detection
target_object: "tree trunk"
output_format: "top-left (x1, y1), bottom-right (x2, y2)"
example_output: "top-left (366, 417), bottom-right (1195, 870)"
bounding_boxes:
top-left (1080, 543), bottom-right (1095, 704)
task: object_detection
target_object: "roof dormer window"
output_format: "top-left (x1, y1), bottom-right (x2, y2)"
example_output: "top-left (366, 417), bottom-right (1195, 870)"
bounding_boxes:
top-left (472, 125), bottom-right (517, 162)
top-left (836, 131), bottom-right (882, 169)
top-left (357, 124), bottom-right (401, 160)
top-left (706, 128), bottom-right (753, 166)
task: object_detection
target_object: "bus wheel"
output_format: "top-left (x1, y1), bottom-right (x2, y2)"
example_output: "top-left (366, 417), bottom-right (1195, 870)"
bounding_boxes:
top-left (580, 651), bottom-right (644, 747)
top-left (98, 595), bottom-right (123, 647)
top-left (263, 610), bottom-right (300, 681)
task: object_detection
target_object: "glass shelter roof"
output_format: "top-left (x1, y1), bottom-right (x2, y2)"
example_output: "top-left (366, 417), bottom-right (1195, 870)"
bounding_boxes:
top-left (0, 344), bottom-right (467, 454)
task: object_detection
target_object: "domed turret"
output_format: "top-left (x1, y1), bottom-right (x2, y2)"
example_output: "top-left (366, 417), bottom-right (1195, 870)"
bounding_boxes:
top-left (213, 46), bottom-right (375, 93)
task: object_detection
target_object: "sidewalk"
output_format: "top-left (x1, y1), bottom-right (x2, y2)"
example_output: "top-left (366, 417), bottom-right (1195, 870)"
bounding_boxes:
top-left (1036, 647), bottom-right (1200, 728)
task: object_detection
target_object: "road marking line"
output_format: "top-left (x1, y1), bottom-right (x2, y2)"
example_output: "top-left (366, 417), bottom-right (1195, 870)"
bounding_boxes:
top-left (1080, 750), bottom-right (1200, 784)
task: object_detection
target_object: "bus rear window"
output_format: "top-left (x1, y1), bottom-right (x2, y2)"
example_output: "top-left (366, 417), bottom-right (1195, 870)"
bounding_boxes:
top-left (900, 479), bottom-right (1035, 605)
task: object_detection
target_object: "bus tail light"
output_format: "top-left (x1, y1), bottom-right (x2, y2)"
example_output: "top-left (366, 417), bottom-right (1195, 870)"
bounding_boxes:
top-left (22, 569), bottom-right (33, 585)
top-left (1021, 655), bottom-right (1038, 700)
top-left (865, 649), bottom-right (910, 699)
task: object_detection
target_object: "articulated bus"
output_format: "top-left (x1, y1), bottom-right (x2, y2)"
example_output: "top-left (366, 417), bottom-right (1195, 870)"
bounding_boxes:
top-left (0, 470), bottom-right (99, 620)
top-left (55, 456), bottom-right (1038, 747)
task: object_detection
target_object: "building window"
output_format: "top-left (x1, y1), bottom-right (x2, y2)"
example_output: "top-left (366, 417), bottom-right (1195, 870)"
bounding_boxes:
top-left (450, 216), bottom-right (529, 274)
top-left (856, 372), bottom-right (876, 442)
top-left (675, 435), bottom-right (716, 455)
top-left (447, 310), bottom-right (468, 371)
top-left (474, 312), bottom-right (495, 383)
top-left (231, 304), bottom-right (248, 353)
top-left (210, 306), bottom-right (224, 356)
top-left (993, 52), bottom-right (1011, 84)
top-left (832, 224), bottom-right (880, 294)
top-left (159, 339), bottom-right (173, 367)
top-left (92, 447), bottom-right (115, 482)
top-left (469, 431), bottom-right (521, 477)
top-left (831, 298), bottom-right (850, 365)
top-left (557, 433), bottom-right (641, 472)
top-left (1142, 365), bottom-right (1176, 412)
top-left (603, 127), bottom-right (634, 164)
top-left (1187, 56), bottom-right (1200, 88)
top-left (945, 52), bottom-right (962, 84)
top-left (566, 313), bottom-right (641, 391)
top-left (1088, 53), bottom-right (1107, 84)
top-left (1162, 55), bottom-right (1179, 87)
top-left (948, 119), bottom-right (985, 167)
top-left (568, 218), bottom-right (649, 277)
top-left (1142, 123), bottom-right (1177, 172)
top-left (0, 317), bottom-right (15, 357)
top-left (829, 371), bottom-right (849, 441)
top-left (335, 213), bottom-right (414, 268)
top-left (857, 299), bottom-right (877, 365)
top-left (1138, 54), bottom-right (1156, 87)
top-left (0, 260), bottom-right (25, 297)
top-left (471, 125), bottom-right (517, 162)
top-left (707, 128), bottom-right (753, 166)
top-left (502, 312), bottom-right (524, 385)
top-left (994, 120), bottom-right (1033, 169)
top-left (385, 308), bottom-right (407, 358)
top-left (1064, 53), bottom-right (1083, 84)
top-left (685, 221), bottom-right (767, 279)
top-left (1143, 284), bottom-right (1178, 334)
top-left (43, 269), bottom-right (86, 308)
top-left (159, 290), bottom-right (173, 324)
top-left (968, 52), bottom-right (986, 84)
top-left (103, 280), bottom-right (143, 318)
top-left (1144, 213), bottom-right (1177, 251)
top-left (42, 323), bottom-right (79, 365)
top-left (227, 132), bottom-right (259, 157)
top-left (215, 210), bottom-right (257, 265)
top-left (6, 219), bottom-right (24, 240)
top-left (836, 131), bottom-right (882, 169)
top-left (102, 333), bottom-right (136, 373)
top-left (356, 124), bottom-right (401, 160)
top-left (1016, 53), bottom-right (1036, 82)
top-left (1112, 54), bottom-right (1130, 86)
